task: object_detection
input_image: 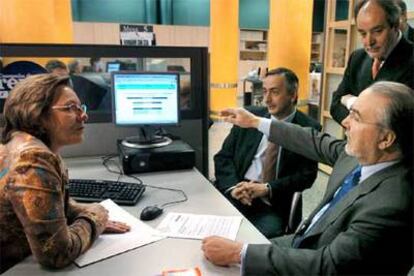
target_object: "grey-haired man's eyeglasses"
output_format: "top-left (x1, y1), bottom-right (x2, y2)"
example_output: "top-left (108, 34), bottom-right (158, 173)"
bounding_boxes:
top-left (348, 108), bottom-right (387, 129)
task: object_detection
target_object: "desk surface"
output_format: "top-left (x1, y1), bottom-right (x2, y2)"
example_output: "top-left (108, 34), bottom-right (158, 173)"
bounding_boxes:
top-left (5, 157), bottom-right (268, 276)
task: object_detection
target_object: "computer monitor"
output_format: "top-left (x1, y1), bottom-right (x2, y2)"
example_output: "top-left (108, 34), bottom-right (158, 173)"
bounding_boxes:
top-left (107, 62), bottom-right (121, 73)
top-left (111, 71), bottom-right (180, 148)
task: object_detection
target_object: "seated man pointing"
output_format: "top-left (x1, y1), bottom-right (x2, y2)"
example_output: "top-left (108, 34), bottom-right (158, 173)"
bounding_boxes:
top-left (203, 81), bottom-right (413, 275)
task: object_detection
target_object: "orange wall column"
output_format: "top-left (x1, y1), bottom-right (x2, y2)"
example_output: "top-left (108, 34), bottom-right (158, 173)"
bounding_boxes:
top-left (268, 0), bottom-right (313, 107)
top-left (209, 0), bottom-right (239, 118)
top-left (0, 0), bottom-right (73, 65)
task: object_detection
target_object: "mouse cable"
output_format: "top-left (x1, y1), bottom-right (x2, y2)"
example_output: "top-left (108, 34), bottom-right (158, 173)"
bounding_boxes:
top-left (101, 154), bottom-right (188, 208)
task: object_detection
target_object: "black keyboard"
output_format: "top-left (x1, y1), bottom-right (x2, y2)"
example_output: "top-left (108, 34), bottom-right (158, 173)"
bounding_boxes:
top-left (68, 179), bottom-right (145, 206)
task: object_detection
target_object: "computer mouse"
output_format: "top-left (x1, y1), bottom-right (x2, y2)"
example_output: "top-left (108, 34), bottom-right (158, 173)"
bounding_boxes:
top-left (140, 206), bottom-right (163, 221)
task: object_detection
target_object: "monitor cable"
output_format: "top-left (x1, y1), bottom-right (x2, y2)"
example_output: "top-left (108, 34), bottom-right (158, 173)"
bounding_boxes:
top-left (101, 154), bottom-right (188, 209)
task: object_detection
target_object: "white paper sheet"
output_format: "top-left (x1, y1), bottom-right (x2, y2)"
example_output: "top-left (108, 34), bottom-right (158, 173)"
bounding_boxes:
top-left (156, 212), bottom-right (242, 240)
top-left (74, 199), bottom-right (165, 267)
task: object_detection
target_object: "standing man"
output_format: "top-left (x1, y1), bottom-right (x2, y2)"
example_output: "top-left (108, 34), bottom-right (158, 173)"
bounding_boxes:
top-left (330, 0), bottom-right (414, 125)
top-left (396, 0), bottom-right (414, 42)
top-left (214, 68), bottom-right (321, 238)
top-left (202, 81), bottom-right (413, 275)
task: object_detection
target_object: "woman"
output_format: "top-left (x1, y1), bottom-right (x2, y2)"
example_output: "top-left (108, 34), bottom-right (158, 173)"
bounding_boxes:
top-left (0, 74), bottom-right (129, 273)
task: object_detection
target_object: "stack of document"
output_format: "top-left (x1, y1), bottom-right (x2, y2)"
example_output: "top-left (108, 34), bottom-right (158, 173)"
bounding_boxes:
top-left (74, 199), bottom-right (164, 267)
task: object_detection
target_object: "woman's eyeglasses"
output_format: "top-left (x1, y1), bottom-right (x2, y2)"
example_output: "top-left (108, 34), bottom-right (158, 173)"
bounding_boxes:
top-left (52, 103), bottom-right (87, 114)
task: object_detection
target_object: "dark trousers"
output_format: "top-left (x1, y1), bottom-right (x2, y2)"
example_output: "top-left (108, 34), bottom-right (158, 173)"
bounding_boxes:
top-left (226, 196), bottom-right (285, 238)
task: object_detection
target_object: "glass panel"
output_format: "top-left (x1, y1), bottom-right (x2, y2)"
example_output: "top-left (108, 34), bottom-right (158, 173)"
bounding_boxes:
top-left (335, 0), bottom-right (349, 21)
top-left (323, 117), bottom-right (344, 139)
top-left (331, 29), bottom-right (348, 68)
top-left (407, 2), bottom-right (414, 11)
top-left (324, 74), bottom-right (343, 111)
top-left (143, 58), bottom-right (191, 110)
top-left (0, 57), bottom-right (192, 114)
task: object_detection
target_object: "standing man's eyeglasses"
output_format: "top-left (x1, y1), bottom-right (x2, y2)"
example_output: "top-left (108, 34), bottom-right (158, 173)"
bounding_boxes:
top-left (52, 103), bottom-right (87, 114)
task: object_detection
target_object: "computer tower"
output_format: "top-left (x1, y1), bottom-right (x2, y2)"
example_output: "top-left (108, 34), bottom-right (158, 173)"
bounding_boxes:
top-left (118, 139), bottom-right (195, 174)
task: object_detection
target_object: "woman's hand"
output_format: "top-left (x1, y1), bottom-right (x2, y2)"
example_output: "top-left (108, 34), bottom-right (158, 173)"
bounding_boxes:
top-left (104, 220), bottom-right (131, 233)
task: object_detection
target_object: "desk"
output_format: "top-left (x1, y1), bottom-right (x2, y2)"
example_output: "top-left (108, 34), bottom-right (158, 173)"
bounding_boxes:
top-left (4, 157), bottom-right (269, 276)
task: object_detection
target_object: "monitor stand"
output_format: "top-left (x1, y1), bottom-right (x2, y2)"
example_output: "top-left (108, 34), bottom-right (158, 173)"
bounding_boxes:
top-left (121, 126), bottom-right (172, 149)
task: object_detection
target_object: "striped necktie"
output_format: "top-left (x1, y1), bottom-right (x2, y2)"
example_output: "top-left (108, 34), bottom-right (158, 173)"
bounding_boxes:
top-left (262, 141), bottom-right (279, 183)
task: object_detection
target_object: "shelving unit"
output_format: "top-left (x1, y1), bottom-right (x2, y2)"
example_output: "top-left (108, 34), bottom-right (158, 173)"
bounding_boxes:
top-left (238, 29), bottom-right (268, 103)
top-left (319, 0), bottom-right (354, 174)
top-left (311, 32), bottom-right (323, 63)
top-left (239, 29), bottom-right (267, 61)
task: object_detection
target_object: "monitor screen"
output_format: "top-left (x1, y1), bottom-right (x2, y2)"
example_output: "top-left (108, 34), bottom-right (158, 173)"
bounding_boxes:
top-left (106, 62), bottom-right (121, 73)
top-left (112, 72), bottom-right (180, 126)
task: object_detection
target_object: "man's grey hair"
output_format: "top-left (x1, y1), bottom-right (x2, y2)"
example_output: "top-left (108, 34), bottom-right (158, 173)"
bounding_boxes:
top-left (368, 81), bottom-right (414, 166)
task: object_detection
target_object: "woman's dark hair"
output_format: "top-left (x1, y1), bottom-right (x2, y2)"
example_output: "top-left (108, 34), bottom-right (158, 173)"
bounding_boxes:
top-left (1, 74), bottom-right (70, 146)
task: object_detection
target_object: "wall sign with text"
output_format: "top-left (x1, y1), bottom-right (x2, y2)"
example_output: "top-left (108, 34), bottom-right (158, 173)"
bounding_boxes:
top-left (120, 24), bottom-right (156, 46)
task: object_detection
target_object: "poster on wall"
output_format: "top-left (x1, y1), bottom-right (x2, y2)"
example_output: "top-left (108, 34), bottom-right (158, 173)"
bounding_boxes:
top-left (0, 61), bottom-right (47, 112)
top-left (120, 24), bottom-right (156, 46)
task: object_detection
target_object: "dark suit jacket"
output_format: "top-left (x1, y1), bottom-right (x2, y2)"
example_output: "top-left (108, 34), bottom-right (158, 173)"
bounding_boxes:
top-left (330, 37), bottom-right (414, 124)
top-left (70, 75), bottom-right (108, 111)
top-left (406, 25), bottom-right (414, 43)
top-left (214, 107), bottom-right (321, 222)
top-left (244, 121), bottom-right (413, 275)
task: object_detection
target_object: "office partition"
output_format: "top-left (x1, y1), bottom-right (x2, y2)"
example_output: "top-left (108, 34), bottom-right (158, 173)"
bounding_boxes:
top-left (0, 43), bottom-right (209, 176)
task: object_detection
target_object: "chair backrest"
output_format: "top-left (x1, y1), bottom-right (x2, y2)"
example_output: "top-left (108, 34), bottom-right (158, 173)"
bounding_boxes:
top-left (285, 191), bottom-right (303, 234)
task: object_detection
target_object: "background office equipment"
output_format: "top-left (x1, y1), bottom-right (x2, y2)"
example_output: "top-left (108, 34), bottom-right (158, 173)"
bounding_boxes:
top-left (112, 71), bottom-right (180, 148)
top-left (242, 69), bottom-right (264, 106)
top-left (0, 44), bottom-right (209, 176)
top-left (106, 61), bottom-right (121, 72)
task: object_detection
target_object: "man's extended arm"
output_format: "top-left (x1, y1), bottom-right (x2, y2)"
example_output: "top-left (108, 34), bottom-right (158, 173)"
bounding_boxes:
top-left (221, 108), bottom-right (344, 167)
top-left (267, 119), bottom-right (343, 167)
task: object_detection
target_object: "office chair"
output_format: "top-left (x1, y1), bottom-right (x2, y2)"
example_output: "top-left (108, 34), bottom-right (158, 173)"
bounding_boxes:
top-left (285, 192), bottom-right (303, 234)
